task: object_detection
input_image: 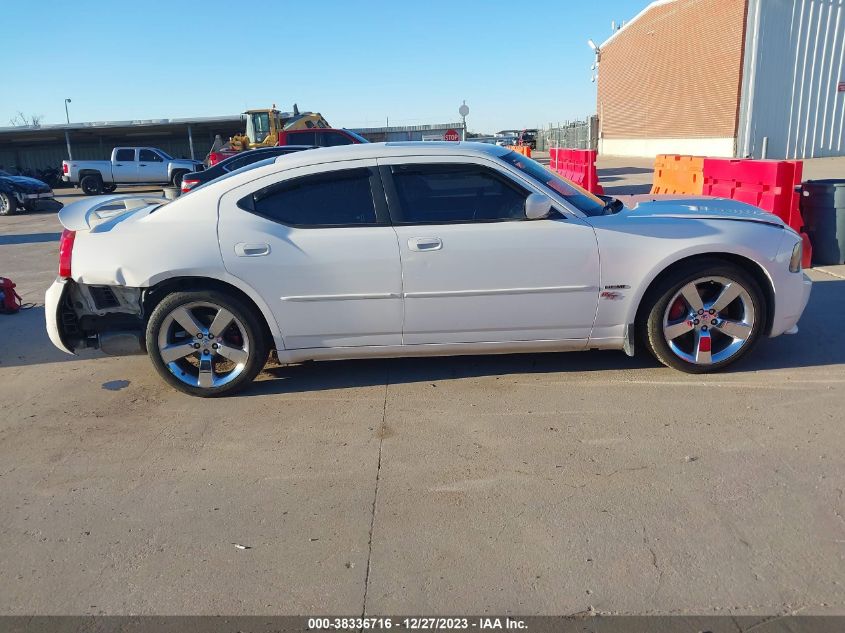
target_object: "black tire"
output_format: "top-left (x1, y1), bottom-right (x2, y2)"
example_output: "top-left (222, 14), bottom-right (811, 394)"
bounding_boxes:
top-left (171, 170), bottom-right (187, 187)
top-left (145, 289), bottom-right (268, 397)
top-left (0, 192), bottom-right (18, 216)
top-left (640, 259), bottom-right (766, 374)
top-left (80, 174), bottom-right (103, 195)
top-left (102, 183), bottom-right (117, 193)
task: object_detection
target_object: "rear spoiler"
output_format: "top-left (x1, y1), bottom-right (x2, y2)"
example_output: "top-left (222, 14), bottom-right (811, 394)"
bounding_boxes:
top-left (58, 195), bottom-right (169, 231)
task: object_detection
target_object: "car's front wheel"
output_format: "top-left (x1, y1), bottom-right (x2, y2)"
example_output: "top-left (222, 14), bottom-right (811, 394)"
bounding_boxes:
top-left (642, 260), bottom-right (766, 373)
top-left (146, 290), bottom-right (268, 397)
top-left (0, 192), bottom-right (18, 216)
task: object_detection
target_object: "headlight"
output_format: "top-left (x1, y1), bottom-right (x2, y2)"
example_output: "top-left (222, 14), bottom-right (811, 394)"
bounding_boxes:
top-left (789, 241), bottom-right (802, 273)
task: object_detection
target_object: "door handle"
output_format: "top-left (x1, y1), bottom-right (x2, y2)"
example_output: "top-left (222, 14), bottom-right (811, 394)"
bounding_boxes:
top-left (408, 237), bottom-right (442, 252)
top-left (115, 163), bottom-right (123, 166)
top-left (139, 164), bottom-right (147, 167)
top-left (234, 242), bottom-right (271, 257)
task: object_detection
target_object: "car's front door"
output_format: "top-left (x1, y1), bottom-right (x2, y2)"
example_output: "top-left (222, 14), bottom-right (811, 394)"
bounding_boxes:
top-left (218, 159), bottom-right (403, 349)
top-left (138, 149), bottom-right (168, 183)
top-left (380, 158), bottom-right (600, 345)
top-left (111, 148), bottom-right (138, 182)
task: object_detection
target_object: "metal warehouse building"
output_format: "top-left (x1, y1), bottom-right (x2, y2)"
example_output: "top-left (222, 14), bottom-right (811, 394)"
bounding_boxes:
top-left (596, 0), bottom-right (845, 159)
top-left (0, 116), bottom-right (245, 172)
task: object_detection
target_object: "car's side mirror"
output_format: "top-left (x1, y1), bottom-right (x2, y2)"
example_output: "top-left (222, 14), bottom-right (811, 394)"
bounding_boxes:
top-left (524, 193), bottom-right (553, 220)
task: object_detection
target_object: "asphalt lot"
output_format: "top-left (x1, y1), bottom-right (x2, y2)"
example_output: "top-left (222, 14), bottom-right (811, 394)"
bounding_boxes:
top-left (1, 169), bottom-right (844, 616)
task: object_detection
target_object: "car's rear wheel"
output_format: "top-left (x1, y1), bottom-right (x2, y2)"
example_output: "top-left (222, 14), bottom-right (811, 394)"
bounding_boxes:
top-left (102, 183), bottom-right (117, 193)
top-left (146, 290), bottom-right (268, 397)
top-left (171, 170), bottom-right (187, 187)
top-left (0, 192), bottom-right (18, 216)
top-left (80, 175), bottom-right (103, 195)
top-left (642, 260), bottom-right (766, 373)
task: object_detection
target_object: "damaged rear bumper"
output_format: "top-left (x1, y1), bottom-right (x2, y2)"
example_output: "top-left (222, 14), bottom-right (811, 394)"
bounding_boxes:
top-left (44, 277), bottom-right (146, 356)
top-left (45, 278), bottom-right (74, 354)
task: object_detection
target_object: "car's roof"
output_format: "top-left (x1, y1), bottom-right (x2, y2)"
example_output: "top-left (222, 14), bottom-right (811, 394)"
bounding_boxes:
top-left (271, 141), bottom-right (509, 169)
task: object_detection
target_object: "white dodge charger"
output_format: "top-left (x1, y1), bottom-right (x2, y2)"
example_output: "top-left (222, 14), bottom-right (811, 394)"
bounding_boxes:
top-left (46, 142), bottom-right (812, 396)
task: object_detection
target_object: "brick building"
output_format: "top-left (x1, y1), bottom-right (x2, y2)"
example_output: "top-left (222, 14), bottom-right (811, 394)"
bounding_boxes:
top-left (596, 0), bottom-right (845, 159)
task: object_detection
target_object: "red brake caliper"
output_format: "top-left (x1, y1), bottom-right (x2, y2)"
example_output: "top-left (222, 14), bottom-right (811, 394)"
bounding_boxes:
top-left (668, 297), bottom-right (686, 321)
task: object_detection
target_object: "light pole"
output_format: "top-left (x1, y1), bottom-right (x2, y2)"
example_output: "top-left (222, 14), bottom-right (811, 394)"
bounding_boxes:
top-left (64, 98), bottom-right (72, 124)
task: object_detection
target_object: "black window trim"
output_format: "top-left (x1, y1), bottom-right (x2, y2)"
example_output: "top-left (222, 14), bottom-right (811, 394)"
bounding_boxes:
top-left (236, 165), bottom-right (391, 229)
top-left (379, 162), bottom-right (536, 227)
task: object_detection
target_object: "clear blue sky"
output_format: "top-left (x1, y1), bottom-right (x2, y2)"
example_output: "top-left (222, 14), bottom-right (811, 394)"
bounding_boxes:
top-left (4, 0), bottom-right (646, 133)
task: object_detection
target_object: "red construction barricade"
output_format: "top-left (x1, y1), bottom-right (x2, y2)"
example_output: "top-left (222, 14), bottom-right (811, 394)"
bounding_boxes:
top-left (702, 158), bottom-right (804, 232)
top-left (549, 148), bottom-right (603, 195)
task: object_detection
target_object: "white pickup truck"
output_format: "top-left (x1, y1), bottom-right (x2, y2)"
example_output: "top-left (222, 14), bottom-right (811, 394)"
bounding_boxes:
top-left (62, 147), bottom-right (204, 195)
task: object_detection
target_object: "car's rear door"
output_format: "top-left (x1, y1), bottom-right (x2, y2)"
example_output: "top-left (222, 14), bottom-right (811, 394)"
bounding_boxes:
top-left (380, 156), bottom-right (600, 345)
top-left (111, 148), bottom-right (138, 182)
top-left (218, 159), bottom-right (403, 349)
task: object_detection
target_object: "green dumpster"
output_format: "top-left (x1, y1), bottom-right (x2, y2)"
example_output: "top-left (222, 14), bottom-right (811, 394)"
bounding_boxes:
top-left (801, 179), bottom-right (845, 266)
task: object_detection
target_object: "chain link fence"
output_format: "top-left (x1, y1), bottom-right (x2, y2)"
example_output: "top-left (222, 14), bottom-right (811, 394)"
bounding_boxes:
top-left (534, 116), bottom-right (599, 151)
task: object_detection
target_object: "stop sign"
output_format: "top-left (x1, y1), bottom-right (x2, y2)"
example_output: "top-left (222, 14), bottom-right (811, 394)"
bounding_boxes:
top-left (443, 128), bottom-right (460, 141)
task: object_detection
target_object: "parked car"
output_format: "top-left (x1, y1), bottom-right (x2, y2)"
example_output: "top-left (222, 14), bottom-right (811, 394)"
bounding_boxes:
top-left (46, 142), bottom-right (811, 397)
top-left (276, 128), bottom-right (368, 147)
top-left (180, 146), bottom-right (314, 193)
top-left (517, 129), bottom-right (538, 150)
top-left (206, 129), bottom-right (367, 167)
top-left (0, 169), bottom-right (63, 216)
top-left (62, 147), bottom-right (204, 195)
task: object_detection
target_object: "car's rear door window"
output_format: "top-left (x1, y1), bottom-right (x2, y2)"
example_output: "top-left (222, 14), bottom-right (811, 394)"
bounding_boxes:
top-left (387, 163), bottom-right (527, 224)
top-left (238, 168), bottom-right (378, 227)
top-left (286, 131), bottom-right (316, 146)
top-left (114, 149), bottom-right (135, 162)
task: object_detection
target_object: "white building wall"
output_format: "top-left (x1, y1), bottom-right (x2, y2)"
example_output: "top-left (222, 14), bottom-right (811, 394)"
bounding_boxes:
top-left (598, 137), bottom-right (736, 158)
top-left (738, 0), bottom-right (845, 159)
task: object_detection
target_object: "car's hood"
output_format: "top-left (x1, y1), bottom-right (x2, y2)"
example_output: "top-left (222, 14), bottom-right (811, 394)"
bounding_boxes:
top-left (0, 175), bottom-right (51, 193)
top-left (624, 196), bottom-right (786, 227)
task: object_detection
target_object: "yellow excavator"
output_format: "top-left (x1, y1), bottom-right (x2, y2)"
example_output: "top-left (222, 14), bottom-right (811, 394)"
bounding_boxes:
top-left (229, 104), bottom-right (330, 150)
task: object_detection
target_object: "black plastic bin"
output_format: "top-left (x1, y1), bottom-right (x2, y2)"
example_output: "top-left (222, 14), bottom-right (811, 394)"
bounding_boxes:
top-left (800, 179), bottom-right (845, 266)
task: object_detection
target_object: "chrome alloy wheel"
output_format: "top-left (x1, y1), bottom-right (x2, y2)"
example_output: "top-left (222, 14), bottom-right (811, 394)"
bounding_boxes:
top-left (156, 301), bottom-right (251, 389)
top-left (662, 276), bottom-right (755, 366)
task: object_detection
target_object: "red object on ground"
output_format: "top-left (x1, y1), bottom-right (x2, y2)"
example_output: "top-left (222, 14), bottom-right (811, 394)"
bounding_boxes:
top-left (702, 158), bottom-right (804, 232)
top-left (443, 129), bottom-right (460, 142)
top-left (549, 148), bottom-right (603, 195)
top-left (0, 277), bottom-right (22, 314)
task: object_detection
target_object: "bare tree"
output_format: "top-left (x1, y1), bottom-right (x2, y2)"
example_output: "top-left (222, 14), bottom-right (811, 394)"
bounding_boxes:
top-left (9, 112), bottom-right (43, 127)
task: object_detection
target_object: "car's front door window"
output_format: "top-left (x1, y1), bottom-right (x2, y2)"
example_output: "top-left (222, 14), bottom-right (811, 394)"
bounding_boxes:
top-left (388, 164), bottom-right (527, 224)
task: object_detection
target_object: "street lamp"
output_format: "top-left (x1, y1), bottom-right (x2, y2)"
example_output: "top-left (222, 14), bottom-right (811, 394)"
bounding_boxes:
top-left (64, 98), bottom-right (72, 124)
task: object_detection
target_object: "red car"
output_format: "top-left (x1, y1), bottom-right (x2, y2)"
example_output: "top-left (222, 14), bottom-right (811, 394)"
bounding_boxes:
top-left (276, 128), bottom-right (368, 147)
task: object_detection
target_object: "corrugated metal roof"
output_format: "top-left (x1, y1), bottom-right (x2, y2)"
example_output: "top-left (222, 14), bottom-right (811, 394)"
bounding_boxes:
top-left (0, 115), bottom-right (243, 136)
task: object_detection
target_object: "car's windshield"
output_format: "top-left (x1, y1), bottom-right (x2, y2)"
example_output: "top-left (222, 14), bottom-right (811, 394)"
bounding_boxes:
top-left (500, 151), bottom-right (606, 216)
top-left (157, 150), bottom-right (173, 160)
top-left (343, 129), bottom-right (369, 143)
top-left (0, 169), bottom-right (10, 176)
